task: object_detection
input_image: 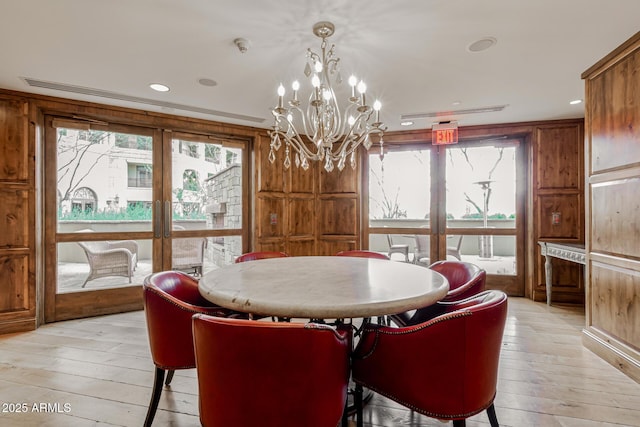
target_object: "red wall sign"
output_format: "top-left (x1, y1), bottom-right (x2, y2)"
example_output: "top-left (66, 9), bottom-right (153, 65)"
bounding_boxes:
top-left (432, 122), bottom-right (459, 145)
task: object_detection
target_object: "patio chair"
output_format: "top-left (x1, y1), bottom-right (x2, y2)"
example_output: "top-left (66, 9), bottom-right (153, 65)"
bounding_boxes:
top-left (386, 235), bottom-right (409, 262)
top-left (172, 225), bottom-right (206, 276)
top-left (76, 229), bottom-right (138, 287)
top-left (447, 235), bottom-right (463, 260)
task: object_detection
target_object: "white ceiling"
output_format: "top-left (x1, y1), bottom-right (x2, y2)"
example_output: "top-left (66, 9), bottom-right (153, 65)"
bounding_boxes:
top-left (1, 0), bottom-right (639, 132)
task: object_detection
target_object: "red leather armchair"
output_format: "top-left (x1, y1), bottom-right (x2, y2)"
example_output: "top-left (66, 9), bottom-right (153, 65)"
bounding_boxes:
top-left (336, 250), bottom-right (390, 260)
top-left (352, 290), bottom-right (508, 427)
top-left (235, 251), bottom-right (289, 263)
top-left (192, 315), bottom-right (351, 427)
top-left (142, 271), bottom-right (240, 427)
top-left (390, 260), bottom-right (486, 326)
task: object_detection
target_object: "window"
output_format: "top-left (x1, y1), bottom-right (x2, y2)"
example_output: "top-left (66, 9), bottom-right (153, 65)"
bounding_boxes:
top-left (205, 145), bottom-right (221, 163)
top-left (128, 164), bottom-right (152, 188)
top-left (71, 187), bottom-right (97, 213)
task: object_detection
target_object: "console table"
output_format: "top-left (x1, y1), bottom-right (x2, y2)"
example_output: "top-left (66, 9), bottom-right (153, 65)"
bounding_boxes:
top-left (538, 242), bottom-right (586, 305)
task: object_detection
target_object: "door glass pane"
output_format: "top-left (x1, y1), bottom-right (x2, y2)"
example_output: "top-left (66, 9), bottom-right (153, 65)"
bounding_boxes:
top-left (445, 145), bottom-right (516, 229)
top-left (170, 235), bottom-right (241, 275)
top-left (56, 127), bottom-right (153, 232)
top-left (368, 149), bottom-right (431, 228)
top-left (57, 239), bottom-right (152, 292)
top-left (171, 139), bottom-right (243, 230)
top-left (452, 235), bottom-right (516, 276)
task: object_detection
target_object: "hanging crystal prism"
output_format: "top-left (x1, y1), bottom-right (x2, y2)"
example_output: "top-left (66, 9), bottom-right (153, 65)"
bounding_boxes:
top-left (272, 134), bottom-right (282, 151)
top-left (350, 151), bottom-right (357, 170)
top-left (304, 62), bottom-right (312, 77)
top-left (301, 156), bottom-right (309, 171)
top-left (269, 148), bottom-right (276, 164)
top-left (324, 155), bottom-right (334, 172)
top-left (337, 151), bottom-right (346, 171)
top-left (295, 152), bottom-right (301, 168)
top-left (363, 135), bottom-right (373, 150)
top-left (284, 151), bottom-right (291, 169)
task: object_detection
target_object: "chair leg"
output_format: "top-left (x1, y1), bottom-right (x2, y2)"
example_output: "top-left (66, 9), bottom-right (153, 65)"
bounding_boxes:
top-left (355, 383), bottom-right (363, 427)
top-left (486, 403), bottom-right (499, 427)
top-left (164, 369), bottom-right (175, 386)
top-left (452, 420), bottom-right (466, 427)
top-left (144, 367), bottom-right (165, 427)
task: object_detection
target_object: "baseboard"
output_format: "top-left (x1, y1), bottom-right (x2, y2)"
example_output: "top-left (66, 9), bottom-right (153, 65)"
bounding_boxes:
top-left (582, 326), bottom-right (640, 383)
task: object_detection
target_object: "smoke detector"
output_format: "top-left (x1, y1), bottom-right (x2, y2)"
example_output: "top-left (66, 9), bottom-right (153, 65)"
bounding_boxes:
top-left (234, 38), bottom-right (250, 53)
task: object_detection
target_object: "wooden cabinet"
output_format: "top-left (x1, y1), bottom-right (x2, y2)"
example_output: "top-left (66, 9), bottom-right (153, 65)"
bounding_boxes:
top-left (0, 96), bottom-right (36, 333)
top-left (531, 122), bottom-right (585, 304)
top-left (582, 31), bottom-right (640, 382)
top-left (254, 133), bottom-right (359, 255)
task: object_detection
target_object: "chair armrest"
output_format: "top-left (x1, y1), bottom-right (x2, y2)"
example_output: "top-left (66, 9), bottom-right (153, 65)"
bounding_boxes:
top-left (107, 240), bottom-right (138, 255)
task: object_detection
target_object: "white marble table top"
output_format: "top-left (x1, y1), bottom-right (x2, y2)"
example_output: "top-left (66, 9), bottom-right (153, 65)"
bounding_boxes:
top-left (199, 256), bottom-right (449, 319)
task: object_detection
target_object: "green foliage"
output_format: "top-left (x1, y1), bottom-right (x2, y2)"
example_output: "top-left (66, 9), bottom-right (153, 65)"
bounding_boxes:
top-left (461, 212), bottom-right (511, 220)
top-left (59, 203), bottom-right (207, 221)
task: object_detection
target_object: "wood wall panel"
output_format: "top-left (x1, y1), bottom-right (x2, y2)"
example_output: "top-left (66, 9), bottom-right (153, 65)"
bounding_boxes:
top-left (0, 255), bottom-right (29, 313)
top-left (256, 196), bottom-right (285, 239)
top-left (0, 94), bottom-right (34, 333)
top-left (256, 134), bottom-right (285, 192)
top-left (290, 165), bottom-right (314, 193)
top-left (591, 178), bottom-right (640, 257)
top-left (319, 162), bottom-right (358, 194)
top-left (287, 240), bottom-right (315, 256)
top-left (288, 197), bottom-right (315, 237)
top-left (590, 262), bottom-right (640, 347)
top-left (537, 194), bottom-right (581, 239)
top-left (318, 197), bottom-right (357, 236)
top-left (590, 53), bottom-right (640, 173)
top-left (0, 99), bottom-right (28, 182)
top-left (0, 189), bottom-right (29, 248)
top-left (316, 239), bottom-right (357, 256)
top-left (531, 121), bottom-right (585, 303)
top-left (535, 125), bottom-right (583, 189)
top-left (583, 31), bottom-right (640, 382)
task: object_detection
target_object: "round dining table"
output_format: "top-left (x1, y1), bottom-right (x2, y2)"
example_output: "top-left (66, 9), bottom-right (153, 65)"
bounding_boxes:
top-left (198, 256), bottom-right (449, 319)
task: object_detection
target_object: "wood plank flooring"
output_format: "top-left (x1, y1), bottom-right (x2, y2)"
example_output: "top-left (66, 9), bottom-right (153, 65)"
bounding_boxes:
top-left (0, 298), bottom-right (638, 426)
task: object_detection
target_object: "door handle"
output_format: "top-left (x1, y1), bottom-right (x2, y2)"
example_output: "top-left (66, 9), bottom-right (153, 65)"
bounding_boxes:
top-left (164, 200), bottom-right (171, 238)
top-left (154, 200), bottom-right (161, 238)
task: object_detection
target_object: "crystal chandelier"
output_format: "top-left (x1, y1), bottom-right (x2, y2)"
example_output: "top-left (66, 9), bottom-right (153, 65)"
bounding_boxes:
top-left (268, 21), bottom-right (386, 172)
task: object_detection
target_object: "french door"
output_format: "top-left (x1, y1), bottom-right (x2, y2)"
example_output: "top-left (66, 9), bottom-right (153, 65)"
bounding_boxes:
top-left (44, 117), bottom-right (249, 322)
top-left (365, 138), bottom-right (525, 295)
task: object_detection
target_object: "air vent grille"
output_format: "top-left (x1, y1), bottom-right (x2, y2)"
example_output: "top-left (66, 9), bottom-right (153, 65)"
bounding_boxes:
top-left (22, 77), bottom-right (265, 124)
top-left (400, 105), bottom-right (508, 120)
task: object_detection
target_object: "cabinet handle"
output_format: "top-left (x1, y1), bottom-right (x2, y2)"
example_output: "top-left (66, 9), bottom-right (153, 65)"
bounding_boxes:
top-left (154, 200), bottom-right (161, 238)
top-left (164, 201), bottom-right (171, 238)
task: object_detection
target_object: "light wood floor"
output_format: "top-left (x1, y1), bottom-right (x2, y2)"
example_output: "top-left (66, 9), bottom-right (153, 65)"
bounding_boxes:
top-left (0, 298), bottom-right (638, 426)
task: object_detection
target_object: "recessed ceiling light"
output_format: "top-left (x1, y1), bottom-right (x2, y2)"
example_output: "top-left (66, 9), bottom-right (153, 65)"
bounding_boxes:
top-left (400, 121), bottom-right (414, 126)
top-left (198, 78), bottom-right (217, 87)
top-left (149, 83), bottom-right (169, 92)
top-left (569, 99), bottom-right (583, 105)
top-left (452, 101), bottom-right (461, 106)
top-left (467, 37), bottom-right (497, 53)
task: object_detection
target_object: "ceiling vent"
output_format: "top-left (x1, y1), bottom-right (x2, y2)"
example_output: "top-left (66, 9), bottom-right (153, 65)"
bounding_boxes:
top-left (22, 77), bottom-right (265, 124)
top-left (400, 105), bottom-right (508, 121)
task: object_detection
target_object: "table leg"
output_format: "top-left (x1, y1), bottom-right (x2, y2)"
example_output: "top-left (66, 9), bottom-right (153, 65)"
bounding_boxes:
top-left (544, 254), bottom-right (553, 305)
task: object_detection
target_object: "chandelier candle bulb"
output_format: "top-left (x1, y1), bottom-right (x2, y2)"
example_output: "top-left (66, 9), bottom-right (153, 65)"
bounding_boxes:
top-left (357, 81), bottom-right (367, 105)
top-left (349, 75), bottom-right (358, 99)
top-left (292, 81), bottom-right (300, 102)
top-left (277, 84), bottom-right (285, 109)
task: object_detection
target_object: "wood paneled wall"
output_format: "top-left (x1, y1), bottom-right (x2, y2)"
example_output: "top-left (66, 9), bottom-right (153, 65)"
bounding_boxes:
top-left (582, 30), bottom-right (640, 382)
top-left (532, 123), bottom-right (585, 303)
top-left (254, 133), bottom-right (359, 255)
top-left (0, 96), bottom-right (35, 334)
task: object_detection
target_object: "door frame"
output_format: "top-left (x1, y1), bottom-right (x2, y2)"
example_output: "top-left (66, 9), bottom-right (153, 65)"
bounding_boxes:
top-left (43, 117), bottom-right (252, 322)
top-left (364, 136), bottom-right (527, 295)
